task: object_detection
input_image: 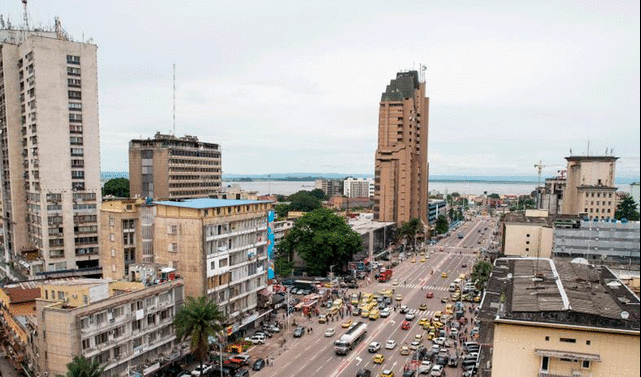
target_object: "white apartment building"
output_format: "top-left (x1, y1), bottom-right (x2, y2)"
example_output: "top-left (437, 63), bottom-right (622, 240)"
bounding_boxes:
top-left (343, 177), bottom-right (374, 198)
top-left (1, 25), bottom-right (101, 277)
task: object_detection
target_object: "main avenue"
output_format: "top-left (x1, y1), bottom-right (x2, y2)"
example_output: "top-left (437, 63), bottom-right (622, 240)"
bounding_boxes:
top-left (244, 217), bottom-right (496, 377)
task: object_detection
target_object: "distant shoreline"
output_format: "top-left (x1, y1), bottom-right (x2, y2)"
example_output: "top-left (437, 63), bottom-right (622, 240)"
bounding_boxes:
top-left (224, 177), bottom-right (541, 184)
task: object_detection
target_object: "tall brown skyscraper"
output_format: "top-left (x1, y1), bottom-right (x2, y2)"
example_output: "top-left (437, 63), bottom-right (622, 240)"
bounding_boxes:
top-left (374, 71), bottom-right (429, 227)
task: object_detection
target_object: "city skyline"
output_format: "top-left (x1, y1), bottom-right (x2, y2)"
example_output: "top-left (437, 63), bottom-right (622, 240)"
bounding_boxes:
top-left (3, 0), bottom-right (639, 178)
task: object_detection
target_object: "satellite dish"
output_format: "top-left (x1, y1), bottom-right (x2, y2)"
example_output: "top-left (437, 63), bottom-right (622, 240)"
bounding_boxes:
top-left (621, 311), bottom-right (629, 319)
top-left (571, 257), bottom-right (589, 265)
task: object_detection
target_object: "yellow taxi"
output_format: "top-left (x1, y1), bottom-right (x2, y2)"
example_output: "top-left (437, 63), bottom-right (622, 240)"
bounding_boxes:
top-left (445, 303), bottom-right (454, 314)
top-left (419, 303), bottom-right (427, 311)
top-left (419, 250), bottom-right (426, 256)
top-left (434, 311), bottom-right (442, 320)
top-left (474, 295), bottom-right (481, 303)
top-left (381, 370), bottom-right (395, 377)
top-left (420, 258), bottom-right (426, 263)
top-left (395, 294), bottom-right (403, 301)
top-left (361, 309), bottom-right (370, 318)
top-left (318, 314), bottom-right (327, 324)
top-left (441, 272), bottom-right (448, 278)
top-left (363, 293), bottom-right (374, 302)
top-left (369, 309), bottom-right (380, 320)
top-left (373, 353), bottom-right (385, 364)
top-left (380, 289), bottom-right (393, 297)
top-left (433, 321), bottom-right (444, 329)
top-left (423, 323), bottom-right (435, 332)
top-left (427, 331), bottom-right (435, 340)
top-left (459, 273), bottom-right (466, 280)
top-left (419, 317), bottom-right (429, 326)
top-left (411, 258), bottom-right (417, 263)
top-left (341, 320), bottom-right (353, 328)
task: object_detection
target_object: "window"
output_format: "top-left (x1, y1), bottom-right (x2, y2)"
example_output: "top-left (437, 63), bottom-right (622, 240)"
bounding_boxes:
top-left (526, 234), bottom-right (530, 237)
top-left (545, 336), bottom-right (550, 341)
top-left (169, 243), bottom-right (178, 253)
top-left (68, 90), bottom-right (81, 99)
top-left (67, 66), bottom-right (81, 76)
top-left (67, 55), bottom-right (80, 64)
top-left (210, 261), bottom-right (215, 270)
top-left (82, 338), bottom-right (91, 350)
top-left (69, 113), bottom-right (82, 122)
top-left (586, 340), bottom-right (591, 345)
top-left (582, 360), bottom-right (591, 369)
top-left (67, 78), bottom-right (81, 87)
top-left (560, 337), bottom-right (576, 343)
top-left (219, 258), bottom-right (228, 267)
top-left (541, 356), bottom-right (549, 372)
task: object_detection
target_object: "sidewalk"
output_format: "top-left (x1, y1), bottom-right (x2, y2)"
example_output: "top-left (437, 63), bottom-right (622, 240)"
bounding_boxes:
top-left (0, 356), bottom-right (22, 377)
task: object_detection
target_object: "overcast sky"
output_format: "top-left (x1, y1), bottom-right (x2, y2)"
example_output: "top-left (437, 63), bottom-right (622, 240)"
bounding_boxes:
top-left (4, 0), bottom-right (639, 178)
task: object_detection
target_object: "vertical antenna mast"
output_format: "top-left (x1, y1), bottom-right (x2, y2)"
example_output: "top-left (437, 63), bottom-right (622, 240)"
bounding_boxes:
top-left (22, 0), bottom-right (29, 30)
top-left (173, 63), bottom-right (176, 136)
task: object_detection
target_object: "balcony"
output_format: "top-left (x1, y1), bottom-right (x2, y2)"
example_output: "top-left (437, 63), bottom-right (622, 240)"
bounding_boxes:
top-left (539, 372), bottom-right (592, 377)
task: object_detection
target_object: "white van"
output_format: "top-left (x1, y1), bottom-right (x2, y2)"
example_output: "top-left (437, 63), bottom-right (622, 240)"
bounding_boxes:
top-left (448, 283), bottom-right (457, 292)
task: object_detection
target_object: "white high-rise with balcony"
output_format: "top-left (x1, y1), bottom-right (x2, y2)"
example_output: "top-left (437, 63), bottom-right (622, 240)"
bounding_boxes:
top-left (0, 24), bottom-right (101, 277)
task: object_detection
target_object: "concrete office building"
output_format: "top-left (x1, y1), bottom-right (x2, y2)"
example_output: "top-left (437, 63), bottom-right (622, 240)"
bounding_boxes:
top-left (129, 132), bottom-right (222, 200)
top-left (1, 24), bottom-right (101, 277)
top-left (314, 179), bottom-right (344, 197)
top-left (539, 171), bottom-right (567, 215)
top-left (561, 156), bottom-right (618, 219)
top-left (343, 177), bottom-right (374, 198)
top-left (481, 258), bottom-right (639, 377)
top-left (428, 199), bottom-right (446, 226)
top-left (35, 278), bottom-right (184, 377)
top-left (151, 198), bottom-right (270, 334)
top-left (374, 70), bottom-right (429, 227)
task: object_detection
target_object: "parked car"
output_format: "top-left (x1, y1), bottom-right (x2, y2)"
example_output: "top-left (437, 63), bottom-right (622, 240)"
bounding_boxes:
top-left (252, 358), bottom-right (265, 371)
top-left (190, 364), bottom-right (212, 377)
top-left (233, 369), bottom-right (249, 377)
top-left (293, 326), bottom-right (305, 338)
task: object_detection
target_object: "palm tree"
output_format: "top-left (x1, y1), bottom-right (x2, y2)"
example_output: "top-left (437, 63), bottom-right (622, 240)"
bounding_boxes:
top-left (174, 296), bottom-right (226, 373)
top-left (398, 218), bottom-right (423, 252)
top-left (63, 355), bottom-right (104, 377)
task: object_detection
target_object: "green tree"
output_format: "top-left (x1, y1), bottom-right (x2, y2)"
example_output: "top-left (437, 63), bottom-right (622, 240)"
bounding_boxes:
top-left (102, 178), bottom-right (129, 197)
top-left (488, 193), bottom-right (500, 199)
top-left (274, 254), bottom-right (294, 277)
top-left (615, 195), bottom-right (640, 221)
top-left (471, 260), bottom-right (493, 289)
top-left (435, 215), bottom-right (449, 234)
top-left (309, 188), bottom-right (328, 200)
top-left (287, 191), bottom-right (322, 212)
top-left (174, 296), bottom-right (226, 374)
top-left (274, 204), bottom-right (290, 220)
top-left (63, 355), bottom-right (104, 377)
top-left (277, 208), bottom-right (362, 276)
top-left (398, 218), bottom-right (423, 252)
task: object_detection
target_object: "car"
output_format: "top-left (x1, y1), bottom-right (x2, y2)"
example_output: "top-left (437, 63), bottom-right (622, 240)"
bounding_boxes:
top-left (415, 333), bottom-right (423, 341)
top-left (426, 292), bottom-right (434, 299)
top-left (325, 328), bottom-right (335, 337)
top-left (473, 296), bottom-right (481, 303)
top-left (402, 370), bottom-right (416, 377)
top-left (265, 324), bottom-right (280, 332)
top-left (399, 345), bottom-right (410, 355)
top-left (400, 305), bottom-right (409, 314)
top-left (392, 279), bottom-right (399, 286)
top-left (342, 320), bottom-right (354, 328)
top-left (245, 335), bottom-right (265, 344)
top-left (410, 340), bottom-right (422, 350)
top-left (228, 355), bottom-right (250, 365)
top-left (380, 308), bottom-right (391, 318)
top-left (430, 364), bottom-right (444, 376)
top-left (419, 317), bottom-right (429, 326)
top-left (177, 371), bottom-right (191, 377)
top-left (418, 361), bottom-right (432, 374)
top-left (401, 320), bottom-right (411, 330)
top-left (405, 313), bottom-right (415, 321)
top-left (293, 326), bottom-right (305, 337)
top-left (433, 321), bottom-right (444, 329)
top-left (419, 303), bottom-right (427, 311)
top-left (356, 369), bottom-right (372, 377)
top-left (233, 369), bottom-right (249, 377)
top-left (369, 309), bottom-right (380, 320)
top-left (440, 296), bottom-right (449, 303)
top-left (373, 353), bottom-right (385, 364)
top-left (252, 358), bottom-right (265, 371)
top-left (411, 258), bottom-right (416, 263)
top-left (461, 263), bottom-right (467, 268)
top-left (381, 370), bottom-right (395, 377)
top-left (395, 294), bottom-right (403, 301)
top-left (253, 330), bottom-right (271, 339)
top-left (420, 258), bottom-right (426, 263)
top-left (191, 364), bottom-right (213, 377)
top-left (441, 272), bottom-right (448, 278)
top-left (433, 337), bottom-right (445, 345)
top-left (385, 339), bottom-right (397, 349)
top-left (368, 342), bottom-right (382, 353)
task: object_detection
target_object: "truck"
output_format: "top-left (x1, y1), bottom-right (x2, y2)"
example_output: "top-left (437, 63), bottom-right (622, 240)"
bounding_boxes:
top-left (334, 321), bottom-right (367, 355)
top-left (378, 269), bottom-right (393, 282)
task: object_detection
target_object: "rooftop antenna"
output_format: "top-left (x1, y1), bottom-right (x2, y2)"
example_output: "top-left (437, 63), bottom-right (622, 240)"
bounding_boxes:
top-left (22, 0), bottom-right (29, 30)
top-left (587, 140), bottom-right (590, 156)
top-left (172, 63), bottom-right (176, 136)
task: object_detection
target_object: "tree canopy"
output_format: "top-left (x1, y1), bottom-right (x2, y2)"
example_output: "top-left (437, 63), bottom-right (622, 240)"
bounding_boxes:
top-left (174, 296), bottom-right (226, 371)
top-left (102, 178), bottom-right (129, 198)
top-left (434, 215), bottom-right (449, 235)
top-left (615, 195), bottom-right (640, 221)
top-left (276, 208), bottom-right (362, 276)
top-left (63, 355), bottom-right (104, 377)
top-left (398, 218), bottom-right (423, 251)
top-left (287, 190), bottom-right (323, 212)
top-left (471, 260), bottom-right (493, 289)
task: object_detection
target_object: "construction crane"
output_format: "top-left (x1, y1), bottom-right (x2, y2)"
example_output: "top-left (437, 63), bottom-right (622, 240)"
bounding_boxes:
top-left (534, 160), bottom-right (551, 208)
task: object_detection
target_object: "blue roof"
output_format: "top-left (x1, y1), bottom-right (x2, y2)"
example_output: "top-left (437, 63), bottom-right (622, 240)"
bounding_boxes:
top-left (154, 198), bottom-right (270, 209)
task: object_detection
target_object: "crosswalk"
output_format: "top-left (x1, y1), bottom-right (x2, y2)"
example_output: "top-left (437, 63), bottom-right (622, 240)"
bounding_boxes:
top-left (380, 283), bottom-right (449, 290)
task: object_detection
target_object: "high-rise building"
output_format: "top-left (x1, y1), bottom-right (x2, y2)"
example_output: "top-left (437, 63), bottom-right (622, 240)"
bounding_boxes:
top-left (0, 25), bottom-right (101, 276)
top-left (129, 132), bottom-right (222, 200)
top-left (561, 156), bottom-right (618, 219)
top-left (314, 179), bottom-right (344, 197)
top-left (343, 177), bottom-right (374, 198)
top-left (374, 71), bottom-right (429, 226)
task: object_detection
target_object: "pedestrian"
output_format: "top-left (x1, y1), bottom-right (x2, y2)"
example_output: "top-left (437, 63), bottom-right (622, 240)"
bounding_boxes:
top-left (266, 358), bottom-right (269, 367)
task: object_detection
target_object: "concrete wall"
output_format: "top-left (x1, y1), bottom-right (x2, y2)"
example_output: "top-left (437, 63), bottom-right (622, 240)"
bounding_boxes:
top-left (492, 322), bottom-right (640, 377)
top-left (503, 223), bottom-right (553, 257)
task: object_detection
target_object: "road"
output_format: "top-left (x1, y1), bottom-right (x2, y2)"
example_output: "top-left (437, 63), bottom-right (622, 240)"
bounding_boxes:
top-left (251, 216), bottom-right (495, 377)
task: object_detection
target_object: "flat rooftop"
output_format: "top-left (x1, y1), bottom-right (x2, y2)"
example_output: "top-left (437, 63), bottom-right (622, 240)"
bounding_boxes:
top-left (154, 198), bottom-right (271, 209)
top-left (480, 257), bottom-right (640, 332)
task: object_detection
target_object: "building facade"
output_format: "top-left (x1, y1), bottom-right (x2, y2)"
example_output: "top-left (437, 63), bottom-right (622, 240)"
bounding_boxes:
top-left (631, 182), bottom-right (640, 211)
top-left (561, 156), bottom-right (618, 219)
top-left (428, 199), bottom-right (446, 226)
top-left (374, 71), bottom-right (429, 227)
top-left (1, 27), bottom-right (101, 277)
top-left (343, 177), bottom-right (374, 198)
top-left (539, 171), bottom-right (567, 215)
top-left (483, 258), bottom-right (639, 377)
top-left (129, 132), bottom-right (222, 200)
top-left (35, 279), bottom-right (184, 377)
top-left (314, 179), bottom-right (344, 197)
top-left (151, 199), bottom-right (270, 332)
